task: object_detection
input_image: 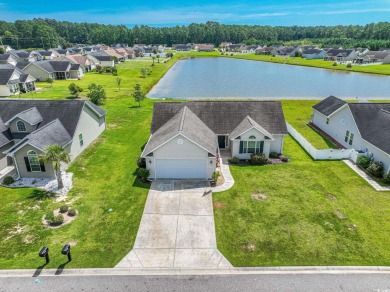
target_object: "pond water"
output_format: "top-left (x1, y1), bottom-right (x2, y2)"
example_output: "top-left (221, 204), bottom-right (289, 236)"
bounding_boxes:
top-left (147, 58), bottom-right (390, 99)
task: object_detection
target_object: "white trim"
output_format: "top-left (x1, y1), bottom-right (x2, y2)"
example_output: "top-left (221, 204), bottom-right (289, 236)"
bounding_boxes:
top-left (84, 102), bottom-right (106, 118)
top-left (16, 120), bottom-right (27, 132)
top-left (231, 126), bottom-right (275, 141)
top-left (154, 158), bottom-right (209, 180)
top-left (142, 133), bottom-right (217, 158)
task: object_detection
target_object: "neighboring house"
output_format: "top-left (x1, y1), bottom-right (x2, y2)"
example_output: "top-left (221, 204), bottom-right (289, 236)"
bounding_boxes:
top-left (104, 49), bottom-right (126, 62)
top-left (241, 45), bottom-right (262, 54)
top-left (174, 44), bottom-right (191, 51)
top-left (61, 54), bottom-right (92, 71)
top-left (9, 50), bottom-right (35, 62)
top-left (87, 54), bottom-right (114, 67)
top-left (225, 44), bottom-right (244, 52)
top-left (324, 49), bottom-right (357, 62)
top-left (194, 44), bottom-right (215, 52)
top-left (312, 96), bottom-right (390, 174)
top-left (49, 48), bottom-right (70, 58)
top-left (302, 48), bottom-right (327, 59)
top-left (141, 101), bottom-right (288, 180)
top-left (355, 51), bottom-right (390, 64)
top-left (23, 61), bottom-right (79, 81)
top-left (0, 54), bottom-right (18, 66)
top-left (0, 66), bottom-right (36, 97)
top-left (255, 46), bottom-right (274, 55)
top-left (220, 42), bottom-right (233, 48)
top-left (0, 99), bottom-right (106, 180)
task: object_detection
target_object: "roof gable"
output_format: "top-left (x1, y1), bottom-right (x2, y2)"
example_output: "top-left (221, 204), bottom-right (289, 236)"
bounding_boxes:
top-left (5, 107), bottom-right (43, 126)
top-left (312, 95), bottom-right (347, 117)
top-left (229, 116), bottom-right (274, 140)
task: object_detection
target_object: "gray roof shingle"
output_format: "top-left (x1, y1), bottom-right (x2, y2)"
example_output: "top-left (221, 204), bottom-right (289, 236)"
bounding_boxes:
top-left (5, 107), bottom-right (42, 125)
top-left (229, 116), bottom-right (273, 140)
top-left (143, 106), bottom-right (218, 156)
top-left (151, 101), bottom-right (288, 135)
top-left (348, 103), bottom-right (390, 155)
top-left (312, 96), bottom-right (347, 116)
top-left (0, 69), bottom-right (15, 85)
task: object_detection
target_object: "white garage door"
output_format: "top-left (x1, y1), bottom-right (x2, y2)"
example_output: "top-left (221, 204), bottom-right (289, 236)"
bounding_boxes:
top-left (155, 159), bottom-right (206, 179)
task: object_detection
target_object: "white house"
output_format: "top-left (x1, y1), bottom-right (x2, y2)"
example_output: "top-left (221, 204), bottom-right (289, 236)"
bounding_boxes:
top-left (312, 96), bottom-right (390, 174)
top-left (141, 101), bottom-right (288, 180)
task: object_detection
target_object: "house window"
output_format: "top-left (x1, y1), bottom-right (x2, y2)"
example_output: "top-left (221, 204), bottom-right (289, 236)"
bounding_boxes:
top-left (27, 150), bottom-right (41, 172)
top-left (326, 118), bottom-right (329, 124)
top-left (17, 121), bottom-right (27, 132)
top-left (79, 133), bottom-right (84, 147)
top-left (349, 133), bottom-right (354, 145)
top-left (239, 141), bottom-right (264, 154)
top-left (345, 130), bottom-right (349, 143)
top-left (249, 135), bottom-right (256, 139)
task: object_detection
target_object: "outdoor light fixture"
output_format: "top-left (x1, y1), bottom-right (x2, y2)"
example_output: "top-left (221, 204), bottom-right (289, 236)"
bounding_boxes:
top-left (39, 247), bottom-right (50, 264)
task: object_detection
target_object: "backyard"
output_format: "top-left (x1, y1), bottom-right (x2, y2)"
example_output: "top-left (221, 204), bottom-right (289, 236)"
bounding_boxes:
top-left (0, 56), bottom-right (389, 269)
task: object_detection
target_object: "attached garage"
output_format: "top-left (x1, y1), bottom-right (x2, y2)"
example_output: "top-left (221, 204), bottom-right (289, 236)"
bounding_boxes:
top-left (155, 159), bottom-right (207, 179)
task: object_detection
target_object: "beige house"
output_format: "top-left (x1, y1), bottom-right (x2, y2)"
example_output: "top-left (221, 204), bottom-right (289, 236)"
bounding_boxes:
top-left (0, 99), bottom-right (106, 181)
top-left (142, 101), bottom-right (287, 180)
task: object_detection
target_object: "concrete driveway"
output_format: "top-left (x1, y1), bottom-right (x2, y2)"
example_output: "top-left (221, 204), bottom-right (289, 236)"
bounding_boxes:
top-left (116, 180), bottom-right (232, 268)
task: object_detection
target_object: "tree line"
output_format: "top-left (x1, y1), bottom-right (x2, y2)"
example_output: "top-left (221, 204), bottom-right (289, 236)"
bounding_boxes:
top-left (1, 19), bottom-right (390, 50)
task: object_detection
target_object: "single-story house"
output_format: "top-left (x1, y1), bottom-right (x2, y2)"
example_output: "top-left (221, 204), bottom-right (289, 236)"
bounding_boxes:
top-left (194, 44), bottom-right (215, 52)
top-left (302, 48), bottom-right (326, 59)
top-left (241, 45), bottom-right (262, 54)
top-left (174, 44), bottom-right (191, 51)
top-left (141, 101), bottom-right (288, 180)
top-left (9, 50), bottom-right (35, 62)
top-left (0, 99), bottom-right (106, 181)
top-left (49, 48), bottom-right (70, 58)
top-left (355, 51), bottom-right (390, 64)
top-left (104, 49), bottom-right (126, 62)
top-left (312, 96), bottom-right (390, 174)
top-left (324, 49), bottom-right (357, 62)
top-left (87, 54), bottom-right (114, 67)
top-left (255, 46), bottom-right (274, 55)
top-left (0, 54), bottom-right (18, 66)
top-left (0, 66), bottom-right (36, 97)
top-left (23, 61), bottom-right (81, 81)
top-left (61, 54), bottom-right (93, 71)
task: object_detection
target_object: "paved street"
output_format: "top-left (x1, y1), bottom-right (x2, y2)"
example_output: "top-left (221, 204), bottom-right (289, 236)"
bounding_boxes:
top-left (1, 273), bottom-right (390, 292)
top-left (116, 180), bottom-right (231, 268)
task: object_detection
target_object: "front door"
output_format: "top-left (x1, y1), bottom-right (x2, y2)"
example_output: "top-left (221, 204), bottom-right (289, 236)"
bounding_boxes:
top-left (218, 135), bottom-right (226, 149)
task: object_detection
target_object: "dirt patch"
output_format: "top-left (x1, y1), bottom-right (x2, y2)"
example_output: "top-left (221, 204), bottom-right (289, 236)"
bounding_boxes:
top-left (326, 194), bottom-right (337, 201)
top-left (42, 208), bottom-right (78, 229)
top-left (68, 241), bottom-right (78, 247)
top-left (334, 210), bottom-right (346, 219)
top-left (23, 235), bottom-right (35, 244)
top-left (347, 224), bottom-right (357, 231)
top-left (4, 223), bottom-right (27, 241)
top-left (242, 243), bottom-right (256, 252)
top-left (251, 194), bottom-right (268, 201)
top-left (213, 202), bottom-right (226, 209)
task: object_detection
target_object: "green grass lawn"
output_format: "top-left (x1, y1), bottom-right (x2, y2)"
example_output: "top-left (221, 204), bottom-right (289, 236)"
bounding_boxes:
top-left (0, 60), bottom-right (177, 269)
top-left (213, 135), bottom-right (390, 266)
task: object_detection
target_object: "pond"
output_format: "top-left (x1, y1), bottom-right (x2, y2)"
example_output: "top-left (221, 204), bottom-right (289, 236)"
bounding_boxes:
top-left (147, 58), bottom-right (390, 99)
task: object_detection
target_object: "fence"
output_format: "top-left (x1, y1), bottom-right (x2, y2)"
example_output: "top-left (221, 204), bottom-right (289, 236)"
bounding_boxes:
top-left (286, 122), bottom-right (355, 160)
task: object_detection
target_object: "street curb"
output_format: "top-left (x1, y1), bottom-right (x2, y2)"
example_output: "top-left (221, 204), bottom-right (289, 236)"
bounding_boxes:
top-left (1, 266), bottom-right (390, 277)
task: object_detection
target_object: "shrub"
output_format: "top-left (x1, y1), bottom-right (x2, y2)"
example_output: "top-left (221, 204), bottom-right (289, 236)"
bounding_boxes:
top-left (280, 155), bottom-right (289, 162)
top-left (383, 173), bottom-right (390, 184)
top-left (87, 83), bottom-right (106, 105)
top-left (136, 168), bottom-right (150, 182)
top-left (212, 171), bottom-right (221, 183)
top-left (137, 157), bottom-right (146, 168)
top-left (68, 83), bottom-right (83, 97)
top-left (67, 208), bottom-right (76, 217)
top-left (333, 62), bottom-right (338, 66)
top-left (269, 152), bottom-right (279, 159)
top-left (59, 205), bottom-right (69, 213)
top-left (2, 176), bottom-right (14, 185)
top-left (250, 153), bottom-right (267, 165)
top-left (346, 63), bottom-right (352, 68)
top-left (358, 156), bottom-right (371, 169)
top-left (367, 161), bottom-right (384, 178)
top-left (46, 213), bottom-right (64, 226)
top-left (230, 156), bottom-right (240, 164)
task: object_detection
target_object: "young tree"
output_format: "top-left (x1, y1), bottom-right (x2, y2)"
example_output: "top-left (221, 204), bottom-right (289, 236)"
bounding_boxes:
top-left (87, 83), bottom-right (106, 105)
top-left (152, 48), bottom-right (158, 54)
top-left (139, 67), bottom-right (150, 78)
top-left (41, 145), bottom-right (70, 189)
top-left (132, 84), bottom-right (145, 107)
top-left (156, 54), bottom-right (160, 63)
top-left (68, 83), bottom-right (83, 97)
top-left (46, 78), bottom-right (54, 87)
top-left (116, 77), bottom-right (121, 91)
top-left (96, 64), bottom-right (103, 74)
top-left (151, 56), bottom-right (156, 66)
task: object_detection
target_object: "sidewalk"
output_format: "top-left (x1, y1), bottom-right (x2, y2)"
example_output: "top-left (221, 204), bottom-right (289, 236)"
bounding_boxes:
top-left (344, 160), bottom-right (390, 191)
top-left (210, 157), bottom-right (235, 192)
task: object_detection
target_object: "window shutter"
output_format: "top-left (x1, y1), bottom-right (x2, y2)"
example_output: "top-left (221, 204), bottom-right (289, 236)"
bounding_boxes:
top-left (260, 141), bottom-right (264, 153)
top-left (40, 160), bottom-right (46, 172)
top-left (239, 141), bottom-right (243, 154)
top-left (24, 157), bottom-right (31, 172)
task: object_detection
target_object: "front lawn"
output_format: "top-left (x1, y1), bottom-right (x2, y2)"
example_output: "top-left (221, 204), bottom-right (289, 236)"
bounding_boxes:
top-left (213, 135), bottom-right (390, 266)
top-left (0, 60), bottom-right (177, 269)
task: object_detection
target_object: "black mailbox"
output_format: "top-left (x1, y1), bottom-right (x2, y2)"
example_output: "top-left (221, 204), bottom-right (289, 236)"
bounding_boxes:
top-left (61, 244), bottom-right (72, 262)
top-left (39, 247), bottom-right (49, 264)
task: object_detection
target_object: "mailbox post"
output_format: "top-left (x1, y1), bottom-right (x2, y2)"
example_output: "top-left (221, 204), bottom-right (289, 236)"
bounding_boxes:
top-left (39, 247), bottom-right (49, 264)
top-left (61, 244), bottom-right (72, 262)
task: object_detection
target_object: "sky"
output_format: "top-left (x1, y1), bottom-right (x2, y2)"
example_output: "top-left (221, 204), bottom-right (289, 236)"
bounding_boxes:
top-left (0, 0), bottom-right (390, 27)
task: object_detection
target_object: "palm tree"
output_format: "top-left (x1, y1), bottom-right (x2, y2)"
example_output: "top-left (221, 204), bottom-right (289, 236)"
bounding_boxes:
top-left (151, 56), bottom-right (156, 66)
top-left (41, 145), bottom-right (70, 189)
top-left (156, 54), bottom-right (160, 63)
